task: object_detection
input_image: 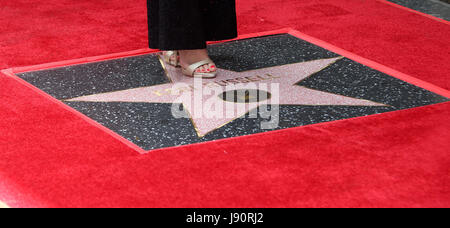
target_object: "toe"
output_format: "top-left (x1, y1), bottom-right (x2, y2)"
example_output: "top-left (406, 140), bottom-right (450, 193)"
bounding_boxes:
top-left (196, 66), bottom-right (206, 73)
top-left (194, 64), bottom-right (216, 74)
top-left (209, 64), bottom-right (217, 72)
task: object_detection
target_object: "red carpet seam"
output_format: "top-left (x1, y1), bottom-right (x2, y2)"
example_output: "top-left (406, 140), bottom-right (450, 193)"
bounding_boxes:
top-left (3, 28), bottom-right (449, 154)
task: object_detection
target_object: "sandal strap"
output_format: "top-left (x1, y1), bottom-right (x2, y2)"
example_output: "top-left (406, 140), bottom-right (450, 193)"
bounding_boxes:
top-left (185, 59), bottom-right (214, 76)
top-left (163, 51), bottom-right (179, 65)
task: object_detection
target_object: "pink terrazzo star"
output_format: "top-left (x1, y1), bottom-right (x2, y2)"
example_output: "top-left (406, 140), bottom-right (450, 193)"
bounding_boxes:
top-left (68, 57), bottom-right (387, 137)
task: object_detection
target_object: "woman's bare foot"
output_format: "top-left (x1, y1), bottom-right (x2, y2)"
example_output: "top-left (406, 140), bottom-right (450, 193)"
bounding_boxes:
top-left (178, 49), bottom-right (216, 73)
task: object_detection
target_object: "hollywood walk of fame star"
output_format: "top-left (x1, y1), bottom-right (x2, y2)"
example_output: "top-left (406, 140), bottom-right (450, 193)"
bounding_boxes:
top-left (66, 56), bottom-right (387, 137)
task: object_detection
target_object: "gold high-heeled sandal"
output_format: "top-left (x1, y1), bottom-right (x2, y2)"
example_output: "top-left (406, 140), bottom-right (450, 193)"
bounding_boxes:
top-left (181, 59), bottom-right (217, 78)
top-left (162, 51), bottom-right (181, 67)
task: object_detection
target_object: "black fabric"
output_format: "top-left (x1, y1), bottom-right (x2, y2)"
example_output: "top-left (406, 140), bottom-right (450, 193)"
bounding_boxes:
top-left (147, 0), bottom-right (238, 50)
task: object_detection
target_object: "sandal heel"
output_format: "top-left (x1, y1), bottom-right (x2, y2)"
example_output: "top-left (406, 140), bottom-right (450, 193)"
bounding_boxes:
top-left (162, 51), bottom-right (181, 67)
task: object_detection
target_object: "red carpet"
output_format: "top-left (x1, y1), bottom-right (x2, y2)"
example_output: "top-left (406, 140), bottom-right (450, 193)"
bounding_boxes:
top-left (0, 0), bottom-right (449, 207)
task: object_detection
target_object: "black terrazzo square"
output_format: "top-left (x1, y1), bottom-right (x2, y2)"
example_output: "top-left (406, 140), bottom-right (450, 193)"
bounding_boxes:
top-left (17, 34), bottom-right (449, 150)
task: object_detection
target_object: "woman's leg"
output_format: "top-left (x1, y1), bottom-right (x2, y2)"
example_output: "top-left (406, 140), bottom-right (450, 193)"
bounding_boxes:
top-left (200, 0), bottom-right (238, 42)
top-left (178, 0), bottom-right (238, 73)
top-left (147, 0), bottom-right (237, 73)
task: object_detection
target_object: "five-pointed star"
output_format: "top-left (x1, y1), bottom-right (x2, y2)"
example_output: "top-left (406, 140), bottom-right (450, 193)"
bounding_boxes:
top-left (67, 56), bottom-right (387, 137)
